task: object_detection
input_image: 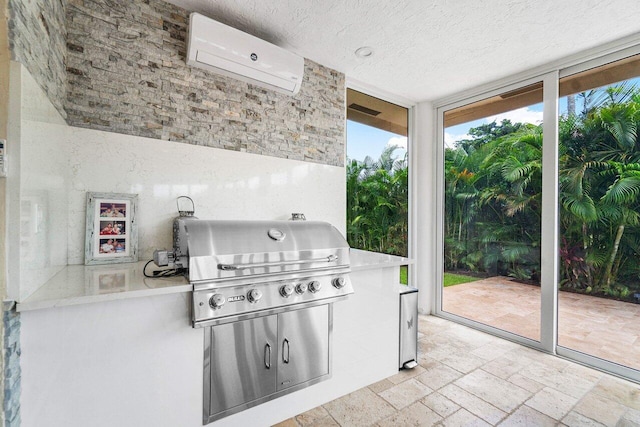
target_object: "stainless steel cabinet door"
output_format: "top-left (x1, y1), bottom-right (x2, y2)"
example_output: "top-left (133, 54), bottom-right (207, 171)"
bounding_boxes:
top-left (208, 315), bottom-right (278, 415)
top-left (277, 304), bottom-right (329, 390)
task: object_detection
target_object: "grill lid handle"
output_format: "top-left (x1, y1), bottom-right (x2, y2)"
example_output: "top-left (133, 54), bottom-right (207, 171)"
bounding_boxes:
top-left (218, 254), bottom-right (338, 271)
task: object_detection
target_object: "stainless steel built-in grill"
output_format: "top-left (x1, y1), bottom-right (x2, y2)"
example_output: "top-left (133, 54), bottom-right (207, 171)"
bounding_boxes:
top-left (171, 218), bottom-right (354, 424)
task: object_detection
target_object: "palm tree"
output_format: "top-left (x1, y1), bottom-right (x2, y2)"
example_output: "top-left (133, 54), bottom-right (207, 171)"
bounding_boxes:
top-left (477, 125), bottom-right (543, 279)
top-left (597, 161), bottom-right (640, 290)
top-left (440, 84), bottom-right (640, 297)
top-left (559, 86), bottom-right (640, 292)
top-left (444, 146), bottom-right (480, 270)
top-left (444, 121), bottom-right (543, 278)
top-left (346, 145), bottom-right (409, 256)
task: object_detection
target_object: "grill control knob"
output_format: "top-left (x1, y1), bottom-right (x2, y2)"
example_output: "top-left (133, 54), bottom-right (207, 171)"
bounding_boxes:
top-left (247, 289), bottom-right (263, 303)
top-left (209, 294), bottom-right (226, 309)
top-left (280, 284), bottom-right (294, 298)
top-left (332, 277), bottom-right (346, 289)
top-left (308, 280), bottom-right (321, 293)
top-left (295, 283), bottom-right (308, 294)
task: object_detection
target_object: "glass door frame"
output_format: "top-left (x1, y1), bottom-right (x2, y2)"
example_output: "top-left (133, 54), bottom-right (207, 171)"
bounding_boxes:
top-left (344, 83), bottom-right (416, 285)
top-left (434, 44), bottom-right (640, 383)
top-left (434, 72), bottom-right (559, 354)
top-left (555, 47), bottom-right (640, 383)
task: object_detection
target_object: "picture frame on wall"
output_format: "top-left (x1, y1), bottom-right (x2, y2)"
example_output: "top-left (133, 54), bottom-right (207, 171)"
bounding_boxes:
top-left (85, 192), bottom-right (139, 265)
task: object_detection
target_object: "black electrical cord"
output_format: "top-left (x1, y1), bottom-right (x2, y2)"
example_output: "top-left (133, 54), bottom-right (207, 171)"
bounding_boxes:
top-left (143, 259), bottom-right (186, 278)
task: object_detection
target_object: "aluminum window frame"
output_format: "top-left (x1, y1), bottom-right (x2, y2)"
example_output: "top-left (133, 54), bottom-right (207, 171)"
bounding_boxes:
top-left (435, 73), bottom-right (556, 353)
top-left (433, 39), bottom-right (640, 383)
top-left (555, 46), bottom-right (640, 384)
top-left (344, 80), bottom-right (416, 285)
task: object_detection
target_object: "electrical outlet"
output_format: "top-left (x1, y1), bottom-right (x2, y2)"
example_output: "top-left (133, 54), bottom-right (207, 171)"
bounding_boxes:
top-left (0, 139), bottom-right (6, 177)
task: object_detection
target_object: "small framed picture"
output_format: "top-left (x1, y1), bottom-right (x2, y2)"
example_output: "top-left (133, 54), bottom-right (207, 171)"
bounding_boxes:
top-left (85, 192), bottom-right (138, 265)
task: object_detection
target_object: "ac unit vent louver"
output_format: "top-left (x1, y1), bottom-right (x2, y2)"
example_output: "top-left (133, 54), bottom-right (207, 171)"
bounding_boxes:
top-left (348, 103), bottom-right (382, 116)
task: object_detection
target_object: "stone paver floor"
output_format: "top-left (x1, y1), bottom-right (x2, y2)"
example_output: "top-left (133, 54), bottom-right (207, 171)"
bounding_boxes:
top-left (443, 277), bottom-right (640, 371)
top-left (276, 315), bottom-right (640, 427)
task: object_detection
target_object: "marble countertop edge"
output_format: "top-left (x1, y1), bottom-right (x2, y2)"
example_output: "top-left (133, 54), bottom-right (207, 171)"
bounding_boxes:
top-left (16, 249), bottom-right (413, 312)
top-left (349, 249), bottom-right (413, 272)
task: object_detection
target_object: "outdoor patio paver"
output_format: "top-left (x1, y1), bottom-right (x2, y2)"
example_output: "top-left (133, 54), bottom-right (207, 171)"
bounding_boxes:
top-left (276, 315), bottom-right (640, 427)
top-left (443, 277), bottom-right (640, 371)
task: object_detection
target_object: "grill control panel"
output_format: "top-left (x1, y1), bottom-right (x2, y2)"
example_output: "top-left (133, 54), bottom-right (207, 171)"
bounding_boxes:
top-left (193, 274), bottom-right (353, 326)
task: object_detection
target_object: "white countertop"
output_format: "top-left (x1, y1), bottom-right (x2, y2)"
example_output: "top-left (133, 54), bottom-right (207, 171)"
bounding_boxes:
top-left (349, 249), bottom-right (413, 271)
top-left (17, 249), bottom-right (412, 312)
top-left (16, 261), bottom-right (190, 312)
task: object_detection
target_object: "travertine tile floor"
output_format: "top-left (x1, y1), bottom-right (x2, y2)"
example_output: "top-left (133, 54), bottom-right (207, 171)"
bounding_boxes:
top-left (443, 277), bottom-right (640, 370)
top-left (275, 315), bottom-right (640, 427)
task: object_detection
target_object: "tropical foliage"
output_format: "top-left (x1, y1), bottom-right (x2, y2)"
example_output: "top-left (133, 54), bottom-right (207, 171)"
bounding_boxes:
top-left (444, 83), bottom-right (640, 300)
top-left (346, 145), bottom-right (408, 257)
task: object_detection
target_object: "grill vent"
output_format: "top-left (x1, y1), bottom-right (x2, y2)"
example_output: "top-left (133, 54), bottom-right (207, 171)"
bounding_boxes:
top-left (348, 103), bottom-right (382, 116)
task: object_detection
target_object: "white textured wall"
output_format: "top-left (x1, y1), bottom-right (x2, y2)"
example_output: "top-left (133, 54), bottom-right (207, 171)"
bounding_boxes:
top-left (6, 63), bottom-right (70, 301)
top-left (415, 101), bottom-right (436, 314)
top-left (18, 65), bottom-right (69, 301)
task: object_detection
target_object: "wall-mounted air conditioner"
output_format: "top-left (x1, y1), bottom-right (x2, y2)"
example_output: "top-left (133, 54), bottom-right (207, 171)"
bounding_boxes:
top-left (186, 13), bottom-right (304, 96)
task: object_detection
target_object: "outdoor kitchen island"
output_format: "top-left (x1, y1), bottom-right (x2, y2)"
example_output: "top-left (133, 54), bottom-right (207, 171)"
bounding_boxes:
top-left (16, 249), bottom-right (412, 427)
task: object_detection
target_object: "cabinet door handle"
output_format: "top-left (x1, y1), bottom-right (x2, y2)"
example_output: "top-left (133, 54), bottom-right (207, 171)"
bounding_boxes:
top-left (282, 338), bottom-right (290, 364)
top-left (264, 343), bottom-right (271, 369)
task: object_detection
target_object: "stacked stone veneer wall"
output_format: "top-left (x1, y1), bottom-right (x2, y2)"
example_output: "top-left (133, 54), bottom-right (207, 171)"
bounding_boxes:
top-left (7, 0), bottom-right (345, 165)
top-left (8, 0), bottom-right (67, 119)
top-left (3, 302), bottom-right (20, 427)
top-left (65, 0), bottom-right (346, 166)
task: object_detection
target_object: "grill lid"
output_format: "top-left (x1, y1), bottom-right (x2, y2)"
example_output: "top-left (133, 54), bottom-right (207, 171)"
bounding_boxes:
top-left (178, 219), bottom-right (350, 283)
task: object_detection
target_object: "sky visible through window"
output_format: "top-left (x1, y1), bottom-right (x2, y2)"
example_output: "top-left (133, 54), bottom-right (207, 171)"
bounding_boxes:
top-left (446, 102), bottom-right (545, 147)
top-left (446, 78), bottom-right (640, 146)
top-left (347, 121), bottom-right (407, 162)
top-left (348, 78), bottom-right (640, 158)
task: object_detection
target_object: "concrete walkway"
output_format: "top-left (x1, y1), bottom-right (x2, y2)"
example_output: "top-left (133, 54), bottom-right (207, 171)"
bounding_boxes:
top-left (443, 277), bottom-right (640, 371)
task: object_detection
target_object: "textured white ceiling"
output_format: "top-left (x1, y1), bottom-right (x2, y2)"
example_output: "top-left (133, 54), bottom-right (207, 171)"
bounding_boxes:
top-left (166, 0), bottom-right (640, 103)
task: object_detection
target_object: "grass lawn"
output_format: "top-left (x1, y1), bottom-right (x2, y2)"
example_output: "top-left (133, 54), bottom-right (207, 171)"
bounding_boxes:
top-left (444, 272), bottom-right (479, 287)
top-left (399, 266), bottom-right (478, 287)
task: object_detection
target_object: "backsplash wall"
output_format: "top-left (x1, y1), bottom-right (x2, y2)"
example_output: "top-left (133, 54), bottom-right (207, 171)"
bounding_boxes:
top-left (17, 62), bottom-right (346, 276)
top-left (65, 0), bottom-right (346, 166)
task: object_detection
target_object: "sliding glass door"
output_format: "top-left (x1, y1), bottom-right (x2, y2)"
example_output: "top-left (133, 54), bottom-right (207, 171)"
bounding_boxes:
top-left (557, 54), bottom-right (640, 376)
top-left (441, 81), bottom-right (544, 343)
top-left (438, 49), bottom-right (640, 381)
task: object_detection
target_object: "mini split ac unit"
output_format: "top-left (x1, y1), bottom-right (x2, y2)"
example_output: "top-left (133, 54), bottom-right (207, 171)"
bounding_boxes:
top-left (186, 13), bottom-right (304, 96)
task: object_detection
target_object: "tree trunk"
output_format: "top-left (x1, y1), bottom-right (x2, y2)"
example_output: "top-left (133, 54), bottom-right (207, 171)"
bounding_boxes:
top-left (567, 94), bottom-right (576, 117)
top-left (612, 252), bottom-right (624, 284)
top-left (601, 224), bottom-right (625, 290)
